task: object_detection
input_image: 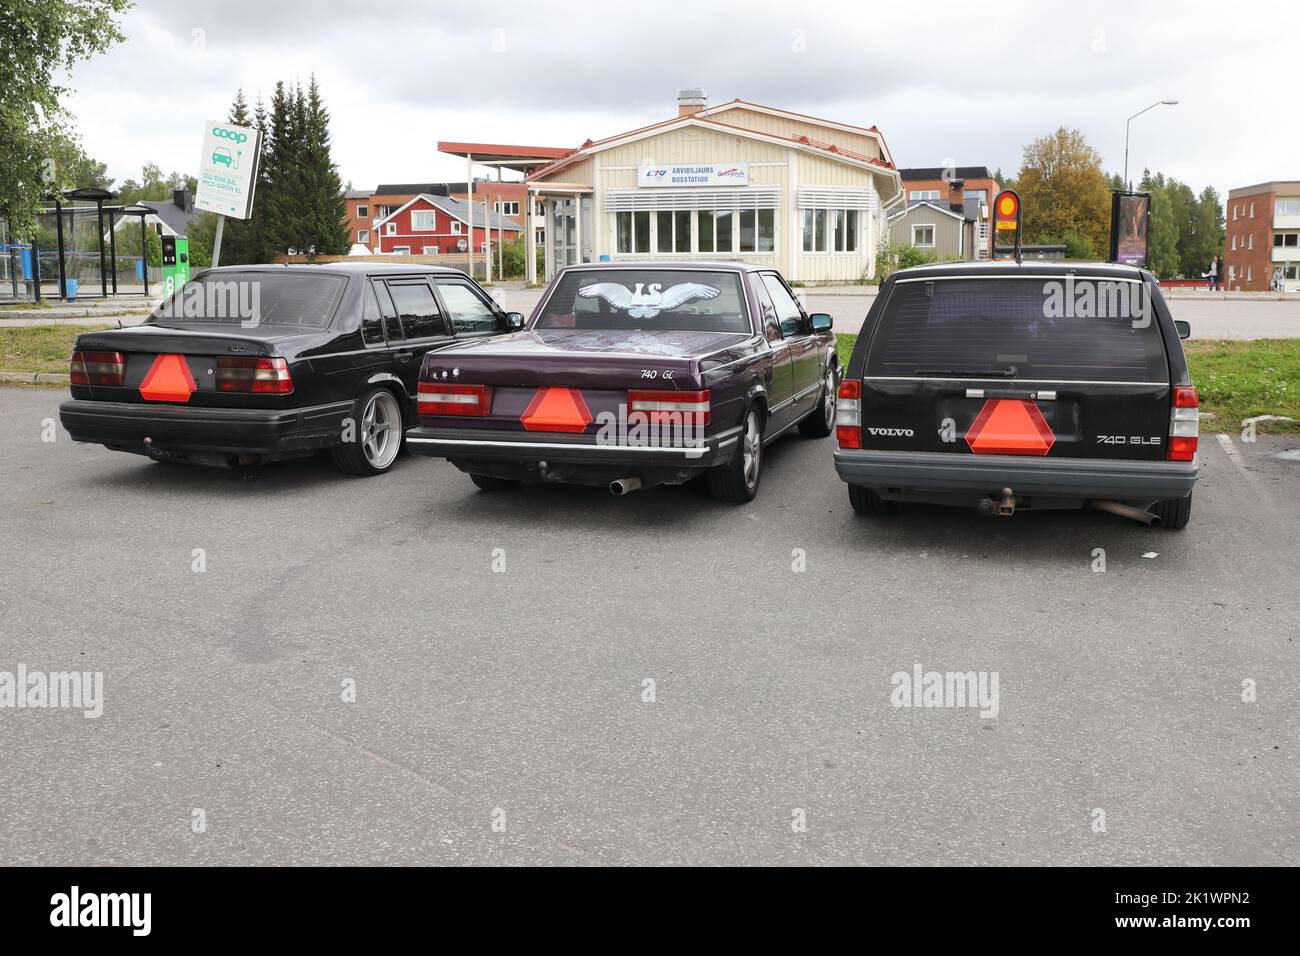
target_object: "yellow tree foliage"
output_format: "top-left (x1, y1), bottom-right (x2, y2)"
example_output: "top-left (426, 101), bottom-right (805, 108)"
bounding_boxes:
top-left (1013, 128), bottom-right (1112, 258)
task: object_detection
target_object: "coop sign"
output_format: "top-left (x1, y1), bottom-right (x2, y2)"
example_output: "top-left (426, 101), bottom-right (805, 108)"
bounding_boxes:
top-left (638, 163), bottom-right (749, 187)
top-left (195, 119), bottom-right (262, 220)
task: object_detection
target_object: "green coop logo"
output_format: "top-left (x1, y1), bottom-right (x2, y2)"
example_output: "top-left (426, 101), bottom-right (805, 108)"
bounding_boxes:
top-left (212, 127), bottom-right (248, 143)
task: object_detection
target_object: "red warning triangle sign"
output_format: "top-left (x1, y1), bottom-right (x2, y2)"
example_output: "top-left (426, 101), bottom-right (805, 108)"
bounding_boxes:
top-left (965, 399), bottom-right (1055, 455)
top-left (520, 387), bottom-right (593, 433)
top-left (139, 353), bottom-right (196, 403)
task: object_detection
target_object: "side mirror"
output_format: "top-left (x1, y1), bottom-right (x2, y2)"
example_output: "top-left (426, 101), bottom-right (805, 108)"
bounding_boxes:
top-left (809, 313), bottom-right (833, 332)
top-left (505, 311), bottom-right (525, 330)
top-left (1174, 319), bottom-right (1190, 340)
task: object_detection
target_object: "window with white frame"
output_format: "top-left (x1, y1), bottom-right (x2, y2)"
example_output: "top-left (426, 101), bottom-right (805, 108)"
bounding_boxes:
top-left (534, 200), bottom-right (545, 217)
top-left (358, 229), bottom-right (370, 244)
top-left (495, 201), bottom-right (520, 216)
top-left (411, 210), bottom-right (437, 231)
top-left (385, 222), bottom-right (396, 236)
top-left (450, 221), bottom-right (462, 234)
top-left (696, 210), bottom-right (733, 253)
top-left (1275, 232), bottom-right (1299, 247)
top-left (1276, 199), bottom-right (1300, 216)
top-left (356, 204), bottom-right (369, 218)
top-left (1250, 202), bottom-right (1256, 218)
top-left (1248, 234), bottom-right (1254, 250)
top-left (912, 224), bottom-right (936, 248)
top-left (910, 190), bottom-right (940, 201)
top-left (535, 227), bottom-right (545, 245)
top-left (616, 211), bottom-right (651, 254)
top-left (423, 246), bottom-right (438, 254)
top-left (617, 207), bottom-right (773, 255)
top-left (802, 207), bottom-right (859, 253)
top-left (393, 245), bottom-right (410, 255)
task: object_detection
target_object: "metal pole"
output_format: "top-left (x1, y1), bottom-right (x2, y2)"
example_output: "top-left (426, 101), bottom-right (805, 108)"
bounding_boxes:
top-left (1123, 116), bottom-right (1131, 192)
top-left (96, 199), bottom-right (107, 297)
top-left (108, 210), bottom-right (118, 295)
top-left (211, 215), bottom-right (226, 268)
top-left (140, 213), bottom-right (149, 297)
top-left (54, 198), bottom-right (66, 300)
top-left (466, 154), bottom-right (474, 279)
top-left (484, 186), bottom-right (492, 283)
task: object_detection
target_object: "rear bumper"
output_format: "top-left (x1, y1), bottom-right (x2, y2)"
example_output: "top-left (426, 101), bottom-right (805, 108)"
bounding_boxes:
top-left (406, 424), bottom-right (738, 470)
top-left (59, 398), bottom-right (352, 458)
top-left (834, 448), bottom-right (1199, 500)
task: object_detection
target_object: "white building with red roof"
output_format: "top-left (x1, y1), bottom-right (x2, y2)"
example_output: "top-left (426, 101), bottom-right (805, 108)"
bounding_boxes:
top-left (523, 89), bottom-right (902, 284)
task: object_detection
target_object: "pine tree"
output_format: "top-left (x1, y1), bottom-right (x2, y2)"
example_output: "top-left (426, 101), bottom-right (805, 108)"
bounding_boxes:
top-left (302, 76), bottom-right (350, 255)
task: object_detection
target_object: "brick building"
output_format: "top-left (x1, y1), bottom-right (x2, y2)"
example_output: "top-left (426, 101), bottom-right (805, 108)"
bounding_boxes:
top-left (897, 166), bottom-right (1000, 258)
top-left (1225, 181), bottom-right (1300, 292)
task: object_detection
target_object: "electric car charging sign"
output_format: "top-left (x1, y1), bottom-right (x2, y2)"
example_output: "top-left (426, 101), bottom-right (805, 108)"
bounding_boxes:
top-left (195, 120), bottom-right (261, 220)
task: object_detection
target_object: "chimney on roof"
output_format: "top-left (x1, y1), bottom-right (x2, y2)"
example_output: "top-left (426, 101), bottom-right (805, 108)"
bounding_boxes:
top-left (173, 188), bottom-right (193, 212)
top-left (677, 88), bottom-right (707, 117)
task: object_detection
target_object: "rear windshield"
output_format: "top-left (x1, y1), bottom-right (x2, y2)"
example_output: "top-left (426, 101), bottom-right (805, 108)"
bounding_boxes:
top-left (147, 272), bottom-right (346, 329)
top-left (536, 270), bottom-right (750, 333)
top-left (865, 277), bottom-right (1169, 382)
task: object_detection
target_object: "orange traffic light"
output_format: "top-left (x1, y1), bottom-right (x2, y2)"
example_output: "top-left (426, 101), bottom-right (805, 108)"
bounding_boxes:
top-left (992, 188), bottom-right (1023, 261)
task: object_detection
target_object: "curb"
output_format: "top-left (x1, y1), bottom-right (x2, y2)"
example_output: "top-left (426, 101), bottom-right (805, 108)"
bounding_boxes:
top-left (0, 371), bottom-right (69, 385)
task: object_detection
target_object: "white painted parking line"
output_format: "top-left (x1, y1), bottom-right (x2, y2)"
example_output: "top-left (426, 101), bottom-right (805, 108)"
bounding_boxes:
top-left (1215, 432), bottom-right (1274, 505)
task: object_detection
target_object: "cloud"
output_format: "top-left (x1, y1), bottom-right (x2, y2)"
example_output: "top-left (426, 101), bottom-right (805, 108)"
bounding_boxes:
top-left (62, 0), bottom-right (1294, 199)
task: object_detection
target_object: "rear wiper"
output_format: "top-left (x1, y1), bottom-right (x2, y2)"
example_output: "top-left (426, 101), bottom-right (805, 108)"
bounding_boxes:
top-left (913, 366), bottom-right (1018, 378)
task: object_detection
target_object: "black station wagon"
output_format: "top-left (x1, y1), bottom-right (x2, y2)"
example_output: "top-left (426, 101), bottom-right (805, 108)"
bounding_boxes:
top-left (834, 261), bottom-right (1199, 528)
top-left (59, 263), bottom-right (523, 475)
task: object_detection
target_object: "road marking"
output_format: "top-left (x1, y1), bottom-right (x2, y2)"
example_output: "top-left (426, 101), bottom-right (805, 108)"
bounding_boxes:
top-left (1216, 433), bottom-right (1274, 505)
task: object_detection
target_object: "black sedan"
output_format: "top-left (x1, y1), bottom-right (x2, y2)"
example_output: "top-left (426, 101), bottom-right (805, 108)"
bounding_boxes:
top-left (405, 262), bottom-right (840, 502)
top-left (59, 263), bottom-right (523, 475)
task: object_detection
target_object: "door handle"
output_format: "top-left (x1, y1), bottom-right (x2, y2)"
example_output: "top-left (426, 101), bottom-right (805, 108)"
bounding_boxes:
top-left (394, 351), bottom-right (414, 361)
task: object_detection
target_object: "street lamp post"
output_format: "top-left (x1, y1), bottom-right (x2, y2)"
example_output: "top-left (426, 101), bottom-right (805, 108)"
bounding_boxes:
top-left (1124, 100), bottom-right (1178, 191)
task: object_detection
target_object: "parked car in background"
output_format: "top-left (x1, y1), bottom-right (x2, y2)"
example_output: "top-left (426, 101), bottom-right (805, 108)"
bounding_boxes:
top-left (406, 262), bottom-right (840, 502)
top-left (59, 264), bottom-right (522, 476)
top-left (833, 261), bottom-right (1199, 527)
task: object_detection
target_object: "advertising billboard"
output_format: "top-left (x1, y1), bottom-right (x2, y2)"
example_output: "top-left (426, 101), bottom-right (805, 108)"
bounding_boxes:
top-left (194, 120), bottom-right (262, 220)
top-left (1110, 191), bottom-right (1151, 268)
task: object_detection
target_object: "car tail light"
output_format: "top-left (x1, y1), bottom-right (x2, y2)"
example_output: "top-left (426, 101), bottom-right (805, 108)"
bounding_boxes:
top-left (69, 350), bottom-right (125, 386)
top-left (627, 389), bottom-right (710, 425)
top-left (1168, 386), bottom-right (1198, 461)
top-left (215, 356), bottom-right (293, 394)
top-left (418, 382), bottom-right (492, 416)
top-left (836, 378), bottom-right (861, 449)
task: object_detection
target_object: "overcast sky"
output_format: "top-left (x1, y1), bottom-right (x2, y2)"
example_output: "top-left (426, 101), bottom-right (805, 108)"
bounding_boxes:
top-left (64, 0), bottom-right (1292, 198)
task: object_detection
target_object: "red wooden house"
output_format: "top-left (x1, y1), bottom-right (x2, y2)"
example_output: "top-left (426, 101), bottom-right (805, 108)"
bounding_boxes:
top-left (372, 194), bottom-right (522, 256)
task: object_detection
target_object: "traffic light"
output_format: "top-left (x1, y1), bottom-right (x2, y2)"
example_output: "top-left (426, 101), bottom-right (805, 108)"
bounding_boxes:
top-left (992, 189), bottom-right (1022, 262)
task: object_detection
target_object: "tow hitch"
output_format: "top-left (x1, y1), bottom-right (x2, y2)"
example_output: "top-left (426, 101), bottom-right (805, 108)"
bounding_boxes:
top-left (978, 487), bottom-right (1017, 517)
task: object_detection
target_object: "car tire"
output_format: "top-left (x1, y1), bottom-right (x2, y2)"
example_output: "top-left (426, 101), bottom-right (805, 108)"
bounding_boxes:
top-left (708, 407), bottom-right (763, 503)
top-left (1149, 493), bottom-right (1191, 530)
top-left (330, 387), bottom-right (404, 477)
top-left (798, 363), bottom-right (836, 438)
top-left (470, 474), bottom-right (522, 492)
top-left (848, 484), bottom-right (897, 516)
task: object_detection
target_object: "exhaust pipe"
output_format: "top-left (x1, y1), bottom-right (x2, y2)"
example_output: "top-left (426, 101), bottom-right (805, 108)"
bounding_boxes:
top-left (1089, 499), bottom-right (1160, 527)
top-left (609, 476), bottom-right (643, 496)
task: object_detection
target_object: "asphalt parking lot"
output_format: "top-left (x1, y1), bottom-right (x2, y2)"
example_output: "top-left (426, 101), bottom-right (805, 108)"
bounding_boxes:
top-left (1, 385), bottom-right (1297, 866)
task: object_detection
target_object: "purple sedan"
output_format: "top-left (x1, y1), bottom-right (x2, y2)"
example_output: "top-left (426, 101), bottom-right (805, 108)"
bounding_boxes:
top-left (405, 262), bottom-right (839, 502)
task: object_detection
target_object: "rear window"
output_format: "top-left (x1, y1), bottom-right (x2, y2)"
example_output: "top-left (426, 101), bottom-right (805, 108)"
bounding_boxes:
top-left (865, 277), bottom-right (1169, 382)
top-left (147, 272), bottom-right (346, 329)
top-left (536, 269), bottom-right (750, 333)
